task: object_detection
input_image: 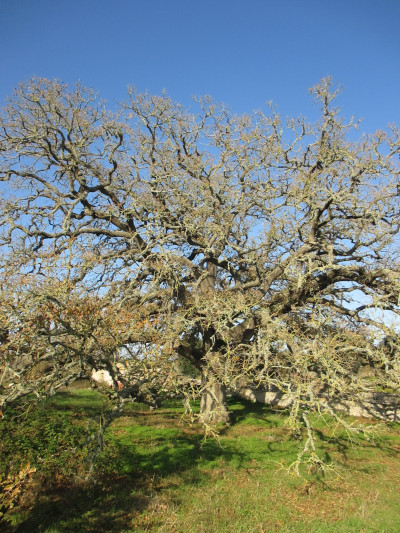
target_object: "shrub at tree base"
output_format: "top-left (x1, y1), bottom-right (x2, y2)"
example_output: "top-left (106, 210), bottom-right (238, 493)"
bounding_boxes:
top-left (0, 401), bottom-right (88, 520)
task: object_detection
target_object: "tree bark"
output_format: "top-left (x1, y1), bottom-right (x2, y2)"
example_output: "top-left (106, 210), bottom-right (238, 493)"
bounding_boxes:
top-left (199, 367), bottom-right (231, 425)
top-left (197, 261), bottom-right (231, 425)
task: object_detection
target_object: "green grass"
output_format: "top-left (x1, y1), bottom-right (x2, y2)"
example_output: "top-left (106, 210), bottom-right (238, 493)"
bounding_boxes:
top-left (1, 384), bottom-right (400, 532)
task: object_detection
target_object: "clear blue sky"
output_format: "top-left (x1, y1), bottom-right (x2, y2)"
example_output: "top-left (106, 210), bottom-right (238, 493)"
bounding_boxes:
top-left (1, 0), bottom-right (399, 132)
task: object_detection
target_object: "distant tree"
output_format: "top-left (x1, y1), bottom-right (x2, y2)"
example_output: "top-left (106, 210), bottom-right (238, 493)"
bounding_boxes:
top-left (1, 78), bottom-right (400, 439)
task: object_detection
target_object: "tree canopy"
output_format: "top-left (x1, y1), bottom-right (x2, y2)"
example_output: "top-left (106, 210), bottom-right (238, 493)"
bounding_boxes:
top-left (1, 78), bottom-right (400, 442)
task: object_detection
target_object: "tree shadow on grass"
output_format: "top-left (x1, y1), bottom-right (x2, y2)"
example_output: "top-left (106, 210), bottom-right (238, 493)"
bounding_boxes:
top-left (108, 428), bottom-right (248, 475)
top-left (226, 397), bottom-right (286, 427)
top-left (10, 474), bottom-right (148, 533)
top-left (9, 428), bottom-right (245, 533)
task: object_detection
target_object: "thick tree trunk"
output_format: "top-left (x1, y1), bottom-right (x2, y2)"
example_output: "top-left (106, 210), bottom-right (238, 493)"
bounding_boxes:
top-left (199, 368), bottom-right (231, 425)
top-left (197, 262), bottom-right (231, 425)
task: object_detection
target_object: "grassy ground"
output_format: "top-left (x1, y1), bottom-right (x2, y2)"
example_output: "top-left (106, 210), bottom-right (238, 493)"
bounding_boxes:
top-left (1, 383), bottom-right (400, 532)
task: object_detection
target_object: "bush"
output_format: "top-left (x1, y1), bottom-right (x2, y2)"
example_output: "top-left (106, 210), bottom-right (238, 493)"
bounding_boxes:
top-left (0, 400), bottom-right (87, 519)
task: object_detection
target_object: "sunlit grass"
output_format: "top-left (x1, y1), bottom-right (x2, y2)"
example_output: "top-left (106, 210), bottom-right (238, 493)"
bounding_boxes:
top-left (1, 384), bottom-right (400, 532)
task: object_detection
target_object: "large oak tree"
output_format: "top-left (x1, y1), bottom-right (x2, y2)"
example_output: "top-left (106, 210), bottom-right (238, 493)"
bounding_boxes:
top-left (1, 78), bottom-right (400, 435)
